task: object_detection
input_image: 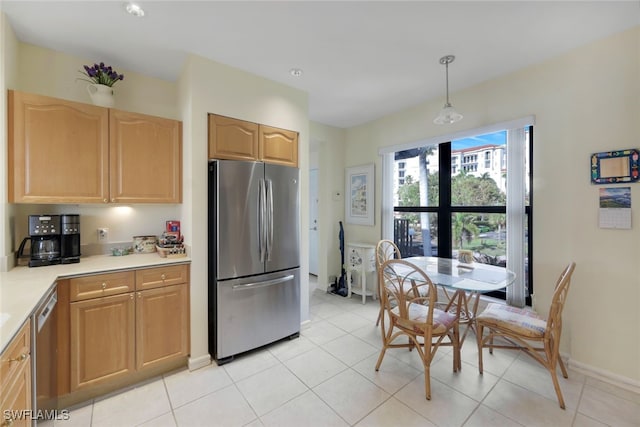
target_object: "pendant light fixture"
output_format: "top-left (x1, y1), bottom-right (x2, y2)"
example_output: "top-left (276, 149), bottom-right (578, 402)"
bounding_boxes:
top-left (433, 55), bottom-right (463, 125)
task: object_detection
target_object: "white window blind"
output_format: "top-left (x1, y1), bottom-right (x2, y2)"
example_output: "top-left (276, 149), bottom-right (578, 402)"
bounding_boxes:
top-left (506, 127), bottom-right (527, 307)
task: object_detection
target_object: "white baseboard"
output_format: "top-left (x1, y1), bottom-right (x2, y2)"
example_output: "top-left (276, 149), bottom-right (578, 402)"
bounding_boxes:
top-left (569, 358), bottom-right (640, 394)
top-left (300, 319), bottom-right (312, 330)
top-left (188, 354), bottom-right (212, 371)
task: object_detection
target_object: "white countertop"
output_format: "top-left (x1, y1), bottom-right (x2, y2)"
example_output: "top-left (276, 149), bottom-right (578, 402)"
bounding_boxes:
top-left (0, 253), bottom-right (191, 353)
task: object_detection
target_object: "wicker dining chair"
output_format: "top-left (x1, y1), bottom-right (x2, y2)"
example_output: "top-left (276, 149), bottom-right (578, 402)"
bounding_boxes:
top-left (375, 239), bottom-right (402, 330)
top-left (375, 259), bottom-right (461, 400)
top-left (476, 262), bottom-right (576, 409)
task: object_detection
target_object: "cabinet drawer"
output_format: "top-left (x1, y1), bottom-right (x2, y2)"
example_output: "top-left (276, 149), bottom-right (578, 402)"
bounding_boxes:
top-left (0, 319), bottom-right (30, 389)
top-left (70, 271), bottom-right (135, 302)
top-left (135, 264), bottom-right (189, 291)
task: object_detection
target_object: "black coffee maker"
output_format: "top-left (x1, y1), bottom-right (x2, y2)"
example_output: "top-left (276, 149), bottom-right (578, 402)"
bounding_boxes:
top-left (17, 215), bottom-right (62, 267)
top-left (61, 214), bottom-right (81, 263)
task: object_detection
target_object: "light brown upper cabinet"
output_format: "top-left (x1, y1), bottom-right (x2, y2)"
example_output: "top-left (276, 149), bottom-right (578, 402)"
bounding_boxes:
top-left (8, 90), bottom-right (182, 204)
top-left (208, 114), bottom-right (298, 167)
top-left (8, 90), bottom-right (109, 203)
top-left (110, 110), bottom-right (182, 203)
top-left (259, 125), bottom-right (298, 167)
top-left (208, 114), bottom-right (259, 161)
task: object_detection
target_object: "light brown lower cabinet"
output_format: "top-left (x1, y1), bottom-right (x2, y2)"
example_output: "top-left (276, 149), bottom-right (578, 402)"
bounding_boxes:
top-left (0, 320), bottom-right (32, 427)
top-left (65, 264), bottom-right (190, 399)
top-left (70, 293), bottom-right (136, 391)
top-left (136, 284), bottom-right (189, 371)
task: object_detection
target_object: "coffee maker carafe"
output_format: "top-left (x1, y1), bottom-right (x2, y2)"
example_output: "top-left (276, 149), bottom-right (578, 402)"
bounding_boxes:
top-left (61, 214), bottom-right (81, 263)
top-left (17, 215), bottom-right (62, 267)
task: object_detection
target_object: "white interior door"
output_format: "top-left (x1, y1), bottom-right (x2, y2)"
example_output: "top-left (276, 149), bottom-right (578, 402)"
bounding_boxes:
top-left (309, 169), bottom-right (319, 275)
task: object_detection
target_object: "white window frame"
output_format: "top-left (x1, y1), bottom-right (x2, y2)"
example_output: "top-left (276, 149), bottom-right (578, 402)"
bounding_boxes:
top-left (380, 116), bottom-right (534, 306)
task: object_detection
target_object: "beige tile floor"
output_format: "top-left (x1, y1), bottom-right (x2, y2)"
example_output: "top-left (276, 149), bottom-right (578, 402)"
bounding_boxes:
top-left (53, 278), bottom-right (639, 427)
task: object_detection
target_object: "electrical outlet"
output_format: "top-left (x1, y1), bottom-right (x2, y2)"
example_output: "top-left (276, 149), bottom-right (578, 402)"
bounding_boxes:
top-left (97, 228), bottom-right (109, 242)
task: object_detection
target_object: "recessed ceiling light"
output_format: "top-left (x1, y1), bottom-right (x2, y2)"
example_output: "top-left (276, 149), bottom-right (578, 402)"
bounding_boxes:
top-left (125, 2), bottom-right (145, 17)
top-left (289, 68), bottom-right (303, 77)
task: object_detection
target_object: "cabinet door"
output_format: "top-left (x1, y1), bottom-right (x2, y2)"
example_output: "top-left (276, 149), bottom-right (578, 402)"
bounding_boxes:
top-left (0, 320), bottom-right (31, 427)
top-left (0, 355), bottom-right (31, 427)
top-left (136, 284), bottom-right (189, 371)
top-left (70, 293), bottom-right (135, 391)
top-left (259, 125), bottom-right (298, 167)
top-left (208, 114), bottom-right (259, 161)
top-left (109, 110), bottom-right (182, 203)
top-left (8, 90), bottom-right (109, 203)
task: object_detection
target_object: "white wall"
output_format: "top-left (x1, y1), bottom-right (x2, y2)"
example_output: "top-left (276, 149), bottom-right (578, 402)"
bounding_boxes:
top-left (0, 14), bottom-right (19, 271)
top-left (340, 27), bottom-right (640, 386)
top-left (177, 54), bottom-right (310, 366)
top-left (15, 44), bottom-right (179, 119)
top-left (309, 122), bottom-right (346, 289)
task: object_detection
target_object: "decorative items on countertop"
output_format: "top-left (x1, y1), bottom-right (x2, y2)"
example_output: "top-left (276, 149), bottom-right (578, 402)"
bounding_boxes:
top-left (111, 247), bottom-right (133, 256)
top-left (78, 62), bottom-right (124, 108)
top-left (157, 220), bottom-right (186, 258)
top-left (133, 235), bottom-right (158, 253)
top-left (110, 221), bottom-right (185, 258)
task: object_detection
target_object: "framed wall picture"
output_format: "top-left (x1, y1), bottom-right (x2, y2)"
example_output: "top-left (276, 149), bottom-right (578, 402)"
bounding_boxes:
top-left (345, 163), bottom-right (374, 226)
top-left (591, 149), bottom-right (639, 184)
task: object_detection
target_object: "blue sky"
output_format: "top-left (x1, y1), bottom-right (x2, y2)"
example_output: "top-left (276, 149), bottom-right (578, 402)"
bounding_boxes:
top-left (452, 130), bottom-right (506, 149)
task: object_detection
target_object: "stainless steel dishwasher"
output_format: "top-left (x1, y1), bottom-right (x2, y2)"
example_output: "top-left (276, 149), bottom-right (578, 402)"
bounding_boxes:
top-left (32, 284), bottom-right (58, 414)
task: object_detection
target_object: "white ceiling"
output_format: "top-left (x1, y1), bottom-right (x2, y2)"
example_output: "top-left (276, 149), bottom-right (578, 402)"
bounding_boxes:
top-left (2, 1), bottom-right (638, 128)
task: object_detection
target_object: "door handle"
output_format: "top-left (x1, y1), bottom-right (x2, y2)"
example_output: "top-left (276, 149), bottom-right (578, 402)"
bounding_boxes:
top-left (267, 179), bottom-right (273, 260)
top-left (232, 275), bottom-right (295, 291)
top-left (266, 179), bottom-right (273, 261)
top-left (258, 179), bottom-right (266, 262)
top-left (37, 289), bottom-right (57, 333)
top-left (310, 227), bottom-right (317, 231)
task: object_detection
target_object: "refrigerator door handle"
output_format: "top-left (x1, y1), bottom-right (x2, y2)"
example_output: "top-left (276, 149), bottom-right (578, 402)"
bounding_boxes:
top-left (266, 179), bottom-right (274, 261)
top-left (232, 274), bottom-right (295, 291)
top-left (259, 179), bottom-right (266, 262)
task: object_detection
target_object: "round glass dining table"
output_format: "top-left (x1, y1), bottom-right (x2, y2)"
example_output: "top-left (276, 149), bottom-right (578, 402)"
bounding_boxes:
top-left (400, 256), bottom-right (516, 346)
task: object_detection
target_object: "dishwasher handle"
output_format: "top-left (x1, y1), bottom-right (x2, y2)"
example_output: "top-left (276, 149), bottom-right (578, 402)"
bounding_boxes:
top-left (232, 275), bottom-right (295, 291)
top-left (37, 289), bottom-right (57, 333)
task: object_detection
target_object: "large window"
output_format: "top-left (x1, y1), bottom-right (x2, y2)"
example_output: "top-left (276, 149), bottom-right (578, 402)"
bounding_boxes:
top-left (383, 123), bottom-right (533, 304)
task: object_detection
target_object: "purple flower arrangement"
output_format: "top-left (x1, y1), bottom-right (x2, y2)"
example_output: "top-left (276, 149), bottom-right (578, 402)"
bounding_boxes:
top-left (79, 62), bottom-right (124, 87)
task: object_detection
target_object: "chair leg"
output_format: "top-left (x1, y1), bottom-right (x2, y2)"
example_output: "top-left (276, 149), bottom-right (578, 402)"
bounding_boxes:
top-left (374, 345), bottom-right (388, 372)
top-left (378, 312), bottom-right (388, 345)
top-left (544, 345), bottom-right (566, 409)
top-left (452, 326), bottom-right (461, 372)
top-left (424, 365), bottom-right (431, 400)
top-left (375, 321), bottom-right (394, 371)
top-left (375, 307), bottom-right (382, 326)
top-left (549, 367), bottom-right (566, 409)
top-left (558, 355), bottom-right (569, 379)
top-left (477, 322), bottom-right (484, 374)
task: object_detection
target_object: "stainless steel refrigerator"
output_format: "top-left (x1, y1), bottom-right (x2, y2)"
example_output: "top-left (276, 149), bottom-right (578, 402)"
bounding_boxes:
top-left (208, 160), bottom-right (300, 364)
